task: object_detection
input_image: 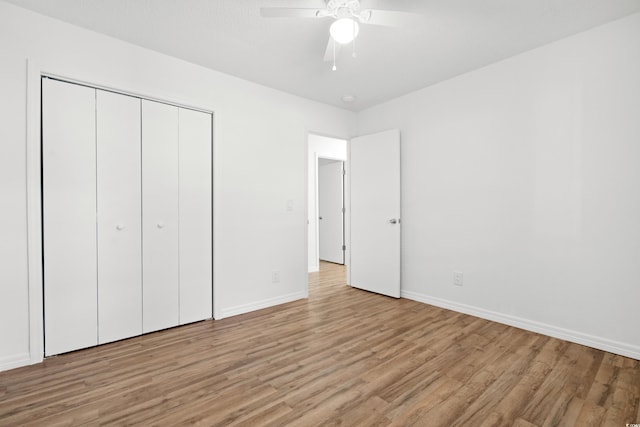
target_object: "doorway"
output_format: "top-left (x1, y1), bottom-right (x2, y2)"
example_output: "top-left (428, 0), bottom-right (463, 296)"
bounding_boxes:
top-left (318, 158), bottom-right (345, 265)
top-left (307, 129), bottom-right (401, 299)
top-left (307, 134), bottom-right (347, 273)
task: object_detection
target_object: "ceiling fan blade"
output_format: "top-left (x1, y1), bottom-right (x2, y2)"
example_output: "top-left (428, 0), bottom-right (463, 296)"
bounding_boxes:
top-left (360, 9), bottom-right (422, 27)
top-left (323, 37), bottom-right (342, 62)
top-left (260, 8), bottom-right (324, 18)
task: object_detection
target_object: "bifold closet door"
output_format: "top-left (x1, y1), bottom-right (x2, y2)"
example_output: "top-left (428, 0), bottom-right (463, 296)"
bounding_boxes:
top-left (43, 78), bottom-right (98, 356)
top-left (96, 90), bottom-right (142, 344)
top-left (179, 108), bottom-right (213, 324)
top-left (142, 100), bottom-right (180, 333)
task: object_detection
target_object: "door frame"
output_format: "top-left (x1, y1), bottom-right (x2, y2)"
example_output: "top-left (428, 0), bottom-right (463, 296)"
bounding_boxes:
top-left (24, 59), bottom-right (216, 368)
top-left (306, 132), bottom-right (348, 274)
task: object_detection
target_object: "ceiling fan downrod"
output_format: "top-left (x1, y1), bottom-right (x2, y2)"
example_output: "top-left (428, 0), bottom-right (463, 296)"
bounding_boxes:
top-left (324, 0), bottom-right (362, 19)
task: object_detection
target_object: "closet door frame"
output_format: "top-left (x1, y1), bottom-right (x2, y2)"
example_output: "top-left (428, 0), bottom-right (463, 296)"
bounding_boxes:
top-left (24, 63), bottom-right (214, 367)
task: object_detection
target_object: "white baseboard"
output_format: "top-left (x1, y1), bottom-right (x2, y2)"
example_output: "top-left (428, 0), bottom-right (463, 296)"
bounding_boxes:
top-left (219, 291), bottom-right (307, 319)
top-left (308, 265), bottom-right (319, 273)
top-left (0, 352), bottom-right (33, 373)
top-left (402, 290), bottom-right (640, 361)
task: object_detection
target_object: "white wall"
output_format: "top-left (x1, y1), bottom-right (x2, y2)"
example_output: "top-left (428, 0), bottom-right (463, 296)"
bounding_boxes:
top-left (357, 13), bottom-right (640, 359)
top-left (307, 134), bottom-right (347, 272)
top-left (0, 1), bottom-right (356, 371)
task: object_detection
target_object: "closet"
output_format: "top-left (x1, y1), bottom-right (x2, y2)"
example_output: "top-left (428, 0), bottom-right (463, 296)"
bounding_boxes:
top-left (42, 78), bottom-right (212, 356)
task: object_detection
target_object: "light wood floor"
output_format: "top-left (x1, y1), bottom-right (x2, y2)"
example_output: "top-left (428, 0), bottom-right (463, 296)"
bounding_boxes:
top-left (1, 262), bottom-right (639, 426)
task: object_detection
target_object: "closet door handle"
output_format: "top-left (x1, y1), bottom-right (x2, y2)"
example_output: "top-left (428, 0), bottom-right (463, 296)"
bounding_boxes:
top-left (115, 224), bottom-right (125, 231)
top-left (156, 222), bottom-right (165, 229)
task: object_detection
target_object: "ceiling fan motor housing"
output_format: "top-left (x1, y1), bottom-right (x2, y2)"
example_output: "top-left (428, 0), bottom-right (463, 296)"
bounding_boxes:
top-left (326, 0), bottom-right (362, 19)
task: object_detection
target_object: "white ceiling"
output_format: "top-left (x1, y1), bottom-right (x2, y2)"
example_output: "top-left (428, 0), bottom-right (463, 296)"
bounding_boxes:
top-left (5, 0), bottom-right (640, 111)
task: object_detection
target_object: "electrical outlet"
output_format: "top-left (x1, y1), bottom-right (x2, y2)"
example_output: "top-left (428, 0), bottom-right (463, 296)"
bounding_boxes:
top-left (453, 271), bottom-right (463, 286)
top-left (272, 271), bottom-right (281, 283)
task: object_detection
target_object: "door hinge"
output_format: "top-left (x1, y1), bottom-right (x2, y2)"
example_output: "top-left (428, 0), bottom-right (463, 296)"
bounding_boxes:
top-left (342, 245), bottom-right (346, 251)
top-left (342, 170), bottom-right (346, 176)
top-left (342, 207), bottom-right (345, 213)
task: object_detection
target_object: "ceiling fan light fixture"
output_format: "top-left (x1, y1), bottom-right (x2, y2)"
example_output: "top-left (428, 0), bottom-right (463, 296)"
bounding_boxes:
top-left (330, 18), bottom-right (360, 44)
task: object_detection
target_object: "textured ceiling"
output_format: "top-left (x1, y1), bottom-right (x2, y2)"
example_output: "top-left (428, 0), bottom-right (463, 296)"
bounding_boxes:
top-left (5, 0), bottom-right (640, 111)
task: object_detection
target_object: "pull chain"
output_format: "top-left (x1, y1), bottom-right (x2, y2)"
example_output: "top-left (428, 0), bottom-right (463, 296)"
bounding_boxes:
top-left (332, 38), bottom-right (337, 71)
top-left (352, 19), bottom-right (357, 58)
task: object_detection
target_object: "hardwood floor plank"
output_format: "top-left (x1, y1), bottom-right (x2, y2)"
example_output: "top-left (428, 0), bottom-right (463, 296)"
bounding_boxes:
top-left (540, 393), bottom-right (584, 427)
top-left (1, 261), bottom-right (639, 426)
top-left (226, 401), bottom-right (294, 427)
top-left (316, 395), bottom-right (391, 427)
top-left (417, 368), bottom-right (496, 427)
top-left (518, 342), bottom-right (585, 424)
top-left (387, 376), bottom-right (463, 426)
top-left (512, 418), bottom-right (539, 427)
top-left (450, 336), bottom-right (548, 426)
top-left (574, 401), bottom-right (607, 426)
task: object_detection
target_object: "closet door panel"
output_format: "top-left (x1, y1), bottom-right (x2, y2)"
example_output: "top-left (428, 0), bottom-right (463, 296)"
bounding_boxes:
top-left (142, 100), bottom-right (180, 333)
top-left (96, 90), bottom-right (142, 344)
top-left (178, 109), bottom-right (213, 324)
top-left (42, 78), bottom-right (98, 356)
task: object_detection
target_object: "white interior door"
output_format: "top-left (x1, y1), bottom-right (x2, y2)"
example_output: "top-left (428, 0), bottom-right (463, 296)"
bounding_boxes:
top-left (43, 78), bottom-right (98, 355)
top-left (318, 160), bottom-right (344, 264)
top-left (178, 108), bottom-right (213, 324)
top-left (96, 90), bottom-right (142, 344)
top-left (348, 129), bottom-right (401, 298)
top-left (142, 100), bottom-right (180, 333)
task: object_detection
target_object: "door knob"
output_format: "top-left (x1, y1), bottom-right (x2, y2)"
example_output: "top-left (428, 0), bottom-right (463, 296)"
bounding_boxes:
top-left (319, 216), bottom-right (323, 220)
top-left (389, 219), bottom-right (398, 224)
top-left (115, 224), bottom-right (125, 231)
top-left (157, 222), bottom-right (165, 229)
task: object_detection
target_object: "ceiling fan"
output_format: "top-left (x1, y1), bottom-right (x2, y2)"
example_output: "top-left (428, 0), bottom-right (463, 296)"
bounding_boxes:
top-left (260, 0), bottom-right (419, 69)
